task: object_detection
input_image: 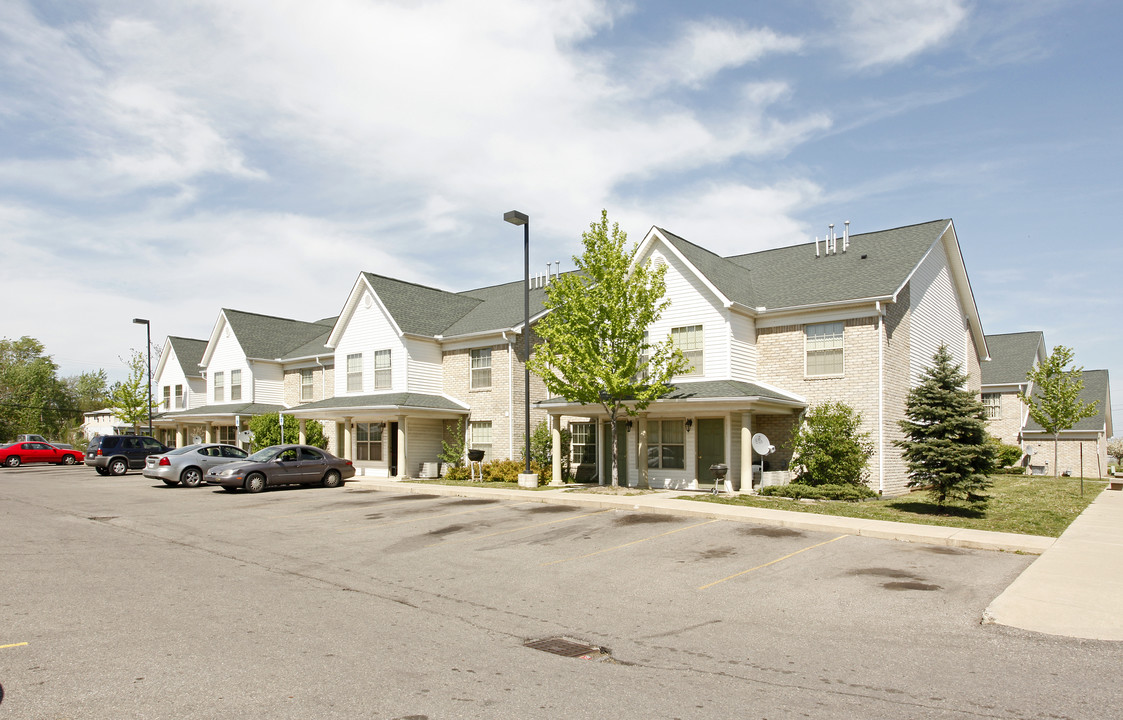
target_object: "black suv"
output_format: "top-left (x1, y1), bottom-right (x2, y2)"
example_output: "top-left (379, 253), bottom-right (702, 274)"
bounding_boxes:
top-left (85, 435), bottom-right (171, 476)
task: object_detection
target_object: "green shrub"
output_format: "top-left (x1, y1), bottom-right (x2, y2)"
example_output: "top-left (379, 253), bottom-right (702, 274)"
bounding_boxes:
top-left (758, 483), bottom-right (877, 501)
top-left (442, 465), bottom-right (472, 481)
top-left (788, 401), bottom-right (874, 486)
top-left (481, 458), bottom-right (549, 485)
top-left (989, 438), bottom-right (1024, 468)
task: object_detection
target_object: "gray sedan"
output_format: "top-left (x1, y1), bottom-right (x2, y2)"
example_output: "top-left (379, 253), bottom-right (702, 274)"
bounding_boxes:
top-left (204, 444), bottom-right (355, 493)
top-left (143, 443), bottom-right (249, 487)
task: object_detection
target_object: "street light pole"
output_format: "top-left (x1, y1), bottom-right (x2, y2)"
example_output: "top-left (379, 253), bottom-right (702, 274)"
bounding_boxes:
top-left (133, 318), bottom-right (152, 436)
top-left (503, 210), bottom-right (532, 477)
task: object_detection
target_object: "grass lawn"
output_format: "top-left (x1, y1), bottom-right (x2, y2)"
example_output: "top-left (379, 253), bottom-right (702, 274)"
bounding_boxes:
top-left (683, 475), bottom-right (1108, 537)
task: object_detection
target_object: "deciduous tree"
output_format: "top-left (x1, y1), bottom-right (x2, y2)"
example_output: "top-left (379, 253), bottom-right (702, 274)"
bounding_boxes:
top-left (109, 350), bottom-right (159, 434)
top-left (1019, 345), bottom-right (1098, 478)
top-left (247, 413), bottom-right (325, 451)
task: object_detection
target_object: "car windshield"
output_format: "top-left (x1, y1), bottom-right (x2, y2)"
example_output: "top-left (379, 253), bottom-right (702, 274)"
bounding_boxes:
top-left (164, 445), bottom-right (201, 456)
top-left (246, 446), bottom-right (283, 462)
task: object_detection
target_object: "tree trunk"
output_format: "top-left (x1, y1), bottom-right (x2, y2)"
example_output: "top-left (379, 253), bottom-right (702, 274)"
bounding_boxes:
top-left (609, 413), bottom-right (619, 487)
top-left (1053, 434), bottom-right (1059, 478)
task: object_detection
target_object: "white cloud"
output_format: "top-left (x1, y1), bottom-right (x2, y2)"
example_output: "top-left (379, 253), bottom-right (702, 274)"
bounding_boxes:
top-left (834, 0), bottom-right (969, 70)
top-left (640, 19), bottom-right (803, 90)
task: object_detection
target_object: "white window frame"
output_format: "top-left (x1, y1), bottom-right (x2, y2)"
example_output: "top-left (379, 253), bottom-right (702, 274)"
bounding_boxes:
top-left (300, 369), bottom-right (314, 402)
top-left (805, 322), bottom-right (844, 377)
top-left (213, 371), bottom-right (224, 403)
top-left (374, 350), bottom-right (392, 390)
top-left (175, 385), bottom-right (184, 409)
top-left (471, 348), bottom-right (492, 389)
top-left (983, 393), bottom-right (1002, 420)
top-left (355, 422), bottom-right (383, 461)
top-left (647, 419), bottom-right (685, 469)
top-left (163, 386), bottom-right (171, 410)
top-left (571, 422), bottom-right (596, 465)
top-left (671, 325), bottom-right (704, 376)
top-left (230, 369), bottom-right (242, 402)
top-left (346, 353), bottom-right (363, 393)
top-left (469, 421), bottom-right (493, 462)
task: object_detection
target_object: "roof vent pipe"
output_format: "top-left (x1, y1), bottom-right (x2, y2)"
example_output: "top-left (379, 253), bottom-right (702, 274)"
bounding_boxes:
top-left (554, 260), bottom-right (560, 280)
top-left (843, 221), bottom-right (850, 252)
top-left (815, 235), bottom-right (820, 258)
top-left (829, 224), bottom-right (835, 255)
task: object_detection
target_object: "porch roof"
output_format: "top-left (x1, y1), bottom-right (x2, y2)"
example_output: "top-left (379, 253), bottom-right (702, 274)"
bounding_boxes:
top-left (286, 392), bottom-right (470, 416)
top-left (155, 402), bottom-right (284, 423)
top-left (537, 379), bottom-right (806, 411)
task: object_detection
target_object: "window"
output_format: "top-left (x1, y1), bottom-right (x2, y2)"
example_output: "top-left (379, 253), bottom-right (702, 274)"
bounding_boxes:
top-left (230, 369), bottom-right (242, 401)
top-left (471, 348), bottom-right (492, 389)
top-left (217, 426), bottom-right (237, 444)
top-left (983, 393), bottom-right (1002, 419)
top-left (571, 423), bottom-right (596, 464)
top-left (647, 420), bottom-right (685, 469)
top-left (300, 447), bottom-right (325, 461)
top-left (300, 369), bottom-right (314, 401)
top-left (355, 422), bottom-right (383, 461)
top-left (347, 353), bottom-right (362, 392)
top-left (175, 385), bottom-right (184, 409)
top-left (805, 322), bottom-right (844, 376)
top-left (374, 349), bottom-right (392, 390)
top-left (671, 325), bottom-right (703, 376)
top-left (163, 386), bottom-right (171, 410)
top-left (213, 371), bottom-right (224, 402)
top-left (469, 421), bottom-right (493, 461)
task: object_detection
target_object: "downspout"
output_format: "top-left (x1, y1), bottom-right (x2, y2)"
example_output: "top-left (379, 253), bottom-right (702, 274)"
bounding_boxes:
top-left (315, 356), bottom-right (326, 400)
top-left (876, 301), bottom-right (885, 495)
top-left (503, 332), bottom-right (514, 458)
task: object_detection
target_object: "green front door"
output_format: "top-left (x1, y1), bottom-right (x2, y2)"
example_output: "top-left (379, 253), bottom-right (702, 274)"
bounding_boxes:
top-left (696, 418), bottom-right (725, 489)
top-left (601, 421), bottom-right (628, 487)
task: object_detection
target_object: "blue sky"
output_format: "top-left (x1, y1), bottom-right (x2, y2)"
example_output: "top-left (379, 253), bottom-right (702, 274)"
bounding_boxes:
top-left (2, 0), bottom-right (1120, 422)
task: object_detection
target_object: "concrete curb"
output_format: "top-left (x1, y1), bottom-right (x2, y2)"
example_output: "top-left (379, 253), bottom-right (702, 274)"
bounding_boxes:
top-left (346, 479), bottom-right (1055, 555)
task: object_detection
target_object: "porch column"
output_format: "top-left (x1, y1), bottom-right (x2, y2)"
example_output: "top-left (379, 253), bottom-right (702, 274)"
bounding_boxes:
top-left (175, 424), bottom-right (184, 447)
top-left (298, 418), bottom-right (307, 445)
top-left (342, 417), bottom-right (353, 461)
top-left (740, 412), bottom-right (753, 494)
top-left (204, 422), bottom-right (213, 443)
top-left (636, 413), bottom-right (649, 489)
top-left (549, 413), bottom-right (563, 486)
top-left (397, 415), bottom-right (408, 479)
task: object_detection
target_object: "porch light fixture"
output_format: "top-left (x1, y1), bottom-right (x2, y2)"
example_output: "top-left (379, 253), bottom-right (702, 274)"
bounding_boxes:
top-left (685, 419), bottom-right (693, 432)
top-left (132, 318), bottom-right (153, 436)
top-left (503, 210), bottom-right (532, 476)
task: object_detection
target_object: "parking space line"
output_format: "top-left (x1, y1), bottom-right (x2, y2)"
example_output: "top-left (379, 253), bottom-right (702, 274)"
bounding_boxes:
top-left (335, 501), bottom-right (533, 533)
top-left (423, 509), bottom-right (613, 548)
top-left (698, 534), bottom-right (848, 590)
top-left (541, 519), bottom-right (720, 567)
top-left (1, 642), bottom-right (28, 650)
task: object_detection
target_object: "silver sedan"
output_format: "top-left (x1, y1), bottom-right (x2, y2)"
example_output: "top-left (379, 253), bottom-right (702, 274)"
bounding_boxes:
top-left (143, 443), bottom-right (249, 487)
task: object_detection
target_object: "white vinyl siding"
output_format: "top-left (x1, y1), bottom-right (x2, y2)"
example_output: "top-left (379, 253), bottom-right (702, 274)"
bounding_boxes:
top-left (729, 312), bottom-right (757, 382)
top-left (347, 353), bottom-right (363, 393)
top-left (251, 362), bottom-right (284, 405)
top-left (909, 236), bottom-right (968, 385)
top-left (642, 247), bottom-right (727, 380)
top-left (405, 338), bottom-right (443, 393)
top-left (333, 286), bottom-right (409, 395)
top-left (374, 349), bottom-right (392, 390)
top-left (471, 348), bottom-right (492, 389)
top-left (805, 322), bottom-right (844, 376)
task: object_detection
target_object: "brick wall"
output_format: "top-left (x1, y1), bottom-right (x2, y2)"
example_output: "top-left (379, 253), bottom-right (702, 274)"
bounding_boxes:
top-left (282, 365), bottom-right (333, 407)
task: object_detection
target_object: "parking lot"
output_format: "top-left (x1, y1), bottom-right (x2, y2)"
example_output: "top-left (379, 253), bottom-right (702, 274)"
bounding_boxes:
top-left (3, 465), bottom-right (1123, 718)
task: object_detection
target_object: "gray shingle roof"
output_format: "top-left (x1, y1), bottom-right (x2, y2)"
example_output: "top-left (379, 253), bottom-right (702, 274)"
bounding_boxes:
top-left (981, 332), bottom-right (1044, 386)
top-left (290, 392), bottom-right (468, 412)
top-left (168, 336), bottom-right (207, 377)
top-left (222, 309), bottom-right (336, 360)
top-left (156, 402), bottom-right (284, 420)
top-left (1024, 369), bottom-right (1111, 433)
top-left (660, 380), bottom-right (803, 403)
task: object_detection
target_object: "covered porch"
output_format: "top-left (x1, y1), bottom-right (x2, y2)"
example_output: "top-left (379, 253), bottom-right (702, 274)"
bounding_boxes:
top-left (152, 402), bottom-right (283, 450)
top-left (538, 380), bottom-right (806, 492)
top-left (287, 392), bottom-right (470, 479)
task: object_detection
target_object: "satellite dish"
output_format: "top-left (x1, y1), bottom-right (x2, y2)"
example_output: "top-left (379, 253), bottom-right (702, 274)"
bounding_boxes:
top-left (1025, 445), bottom-right (1035, 456)
top-left (751, 433), bottom-right (775, 456)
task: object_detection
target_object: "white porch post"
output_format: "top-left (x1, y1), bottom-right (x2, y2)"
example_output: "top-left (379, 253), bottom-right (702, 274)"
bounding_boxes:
top-left (740, 412), bottom-right (753, 494)
top-left (550, 414), bottom-right (563, 486)
top-left (204, 422), bottom-right (213, 443)
top-left (298, 418), bottom-right (307, 445)
top-left (342, 417), bottom-right (353, 461)
top-left (397, 415), bottom-right (408, 479)
top-left (175, 424), bottom-right (184, 447)
top-left (637, 413), bottom-right (649, 489)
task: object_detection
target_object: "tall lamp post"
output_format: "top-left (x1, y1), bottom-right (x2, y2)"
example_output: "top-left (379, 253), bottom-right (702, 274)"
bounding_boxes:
top-left (503, 210), bottom-right (533, 479)
top-left (132, 318), bottom-right (152, 436)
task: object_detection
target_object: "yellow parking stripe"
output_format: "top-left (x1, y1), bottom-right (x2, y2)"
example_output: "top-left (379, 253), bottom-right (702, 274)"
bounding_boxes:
top-left (0, 642), bottom-right (28, 650)
top-left (335, 501), bottom-right (533, 533)
top-left (698, 534), bottom-right (848, 590)
top-left (423, 509), bottom-right (613, 548)
top-left (541, 519), bottom-right (719, 567)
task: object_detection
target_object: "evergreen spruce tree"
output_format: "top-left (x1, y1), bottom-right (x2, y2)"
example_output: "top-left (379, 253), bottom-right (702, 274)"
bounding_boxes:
top-left (896, 345), bottom-right (995, 508)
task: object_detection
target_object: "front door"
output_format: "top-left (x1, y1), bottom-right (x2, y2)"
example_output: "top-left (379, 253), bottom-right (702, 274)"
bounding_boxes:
top-left (601, 421), bottom-right (628, 486)
top-left (696, 418), bottom-right (725, 490)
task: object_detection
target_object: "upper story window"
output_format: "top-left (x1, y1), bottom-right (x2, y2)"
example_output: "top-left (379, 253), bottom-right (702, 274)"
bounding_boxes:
top-left (471, 348), bottom-right (492, 389)
top-left (230, 369), bottom-right (242, 402)
top-left (805, 322), bottom-right (844, 376)
top-left (347, 353), bottom-right (362, 393)
top-left (214, 371), bottom-right (225, 402)
top-left (671, 325), bottom-right (703, 376)
top-left (163, 386), bottom-right (171, 410)
top-left (982, 393), bottom-right (1001, 419)
top-left (300, 369), bottom-right (314, 401)
top-left (374, 350), bottom-right (392, 390)
top-left (175, 385), bottom-right (183, 409)
top-left (571, 422), bottom-right (596, 464)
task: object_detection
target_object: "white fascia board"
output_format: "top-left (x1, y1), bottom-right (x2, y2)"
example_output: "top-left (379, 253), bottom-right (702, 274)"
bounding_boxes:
top-left (153, 338), bottom-right (174, 382)
top-left (980, 383), bottom-right (1027, 393)
top-left (754, 301), bottom-right (884, 329)
top-left (199, 311), bottom-right (230, 368)
top-left (640, 227), bottom-right (732, 308)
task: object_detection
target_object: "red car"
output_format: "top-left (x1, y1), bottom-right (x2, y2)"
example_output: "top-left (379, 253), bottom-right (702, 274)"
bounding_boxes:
top-left (1, 441), bottom-right (84, 468)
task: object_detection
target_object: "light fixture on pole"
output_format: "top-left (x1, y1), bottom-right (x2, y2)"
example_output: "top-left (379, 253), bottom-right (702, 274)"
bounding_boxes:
top-left (132, 318), bottom-right (152, 436)
top-left (503, 210), bottom-right (532, 478)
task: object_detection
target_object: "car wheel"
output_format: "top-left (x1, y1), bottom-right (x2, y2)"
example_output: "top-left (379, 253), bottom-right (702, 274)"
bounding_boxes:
top-left (62, 454), bottom-right (77, 465)
top-left (180, 467), bottom-right (203, 488)
top-left (108, 458), bottom-right (128, 476)
top-left (244, 473), bottom-right (266, 493)
top-left (5, 455), bottom-right (20, 468)
top-left (321, 470), bottom-right (342, 488)
top-left (95, 466), bottom-right (109, 476)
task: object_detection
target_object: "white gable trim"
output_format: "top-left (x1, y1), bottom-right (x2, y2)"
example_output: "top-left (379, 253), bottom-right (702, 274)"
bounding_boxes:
top-left (327, 274), bottom-right (404, 348)
top-left (637, 227), bottom-right (733, 309)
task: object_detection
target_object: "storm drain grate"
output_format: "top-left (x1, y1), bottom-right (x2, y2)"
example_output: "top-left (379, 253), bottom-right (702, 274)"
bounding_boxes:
top-left (524, 636), bottom-right (603, 658)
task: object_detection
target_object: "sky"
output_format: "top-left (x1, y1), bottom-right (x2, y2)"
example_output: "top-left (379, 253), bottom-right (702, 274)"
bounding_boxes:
top-left (2, 0), bottom-right (1121, 422)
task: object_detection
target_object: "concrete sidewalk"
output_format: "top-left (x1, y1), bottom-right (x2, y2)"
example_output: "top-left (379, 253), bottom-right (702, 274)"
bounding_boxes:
top-left (984, 486), bottom-right (1123, 641)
